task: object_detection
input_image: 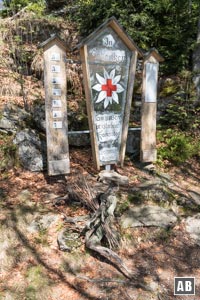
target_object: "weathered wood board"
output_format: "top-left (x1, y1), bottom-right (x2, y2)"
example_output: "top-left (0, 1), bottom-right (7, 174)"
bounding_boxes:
top-left (42, 35), bottom-right (70, 175)
top-left (141, 103), bottom-right (157, 162)
top-left (79, 17), bottom-right (142, 169)
top-left (140, 50), bottom-right (163, 162)
top-left (145, 62), bottom-right (158, 103)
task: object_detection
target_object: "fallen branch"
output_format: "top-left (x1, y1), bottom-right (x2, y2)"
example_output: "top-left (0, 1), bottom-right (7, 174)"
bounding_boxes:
top-left (86, 240), bottom-right (133, 279)
top-left (58, 174), bottom-right (133, 278)
top-left (84, 184), bottom-right (133, 279)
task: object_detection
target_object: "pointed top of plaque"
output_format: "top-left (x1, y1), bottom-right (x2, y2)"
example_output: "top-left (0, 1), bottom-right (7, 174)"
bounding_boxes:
top-left (39, 34), bottom-right (70, 52)
top-left (76, 16), bottom-right (143, 57)
top-left (144, 48), bottom-right (164, 63)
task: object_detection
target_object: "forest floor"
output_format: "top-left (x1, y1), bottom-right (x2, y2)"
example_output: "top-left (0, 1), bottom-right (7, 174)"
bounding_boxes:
top-left (0, 147), bottom-right (200, 300)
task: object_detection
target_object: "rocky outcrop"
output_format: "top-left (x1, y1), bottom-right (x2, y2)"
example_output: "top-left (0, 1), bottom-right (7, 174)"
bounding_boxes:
top-left (13, 129), bottom-right (46, 172)
top-left (0, 104), bottom-right (31, 133)
top-left (27, 213), bottom-right (59, 233)
top-left (121, 205), bottom-right (177, 229)
top-left (185, 214), bottom-right (200, 246)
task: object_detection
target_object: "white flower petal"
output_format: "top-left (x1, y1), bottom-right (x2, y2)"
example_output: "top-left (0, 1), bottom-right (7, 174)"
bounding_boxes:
top-left (110, 69), bottom-right (115, 79)
top-left (92, 83), bottom-right (102, 91)
top-left (113, 75), bottom-right (121, 84)
top-left (112, 92), bottom-right (119, 104)
top-left (96, 91), bottom-right (106, 103)
top-left (104, 97), bottom-right (109, 109)
top-left (104, 69), bottom-right (109, 79)
top-left (96, 73), bottom-right (106, 84)
top-left (116, 84), bottom-right (124, 93)
top-left (107, 97), bottom-right (113, 104)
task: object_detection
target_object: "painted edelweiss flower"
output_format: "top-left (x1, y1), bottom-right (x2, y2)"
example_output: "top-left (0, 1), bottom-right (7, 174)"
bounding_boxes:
top-left (92, 68), bottom-right (124, 109)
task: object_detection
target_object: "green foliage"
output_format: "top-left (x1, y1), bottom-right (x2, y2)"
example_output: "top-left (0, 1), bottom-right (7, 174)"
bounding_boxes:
top-left (159, 78), bottom-right (180, 97)
top-left (157, 129), bottom-right (200, 165)
top-left (25, 265), bottom-right (50, 300)
top-left (72, 0), bottom-right (200, 74)
top-left (2, 0), bottom-right (46, 16)
top-left (26, 1), bottom-right (46, 16)
top-left (34, 228), bottom-right (49, 246)
top-left (116, 199), bottom-right (130, 215)
top-left (159, 97), bottom-right (200, 131)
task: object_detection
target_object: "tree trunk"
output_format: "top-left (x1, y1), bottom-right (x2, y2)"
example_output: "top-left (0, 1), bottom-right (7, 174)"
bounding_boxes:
top-left (193, 10), bottom-right (200, 105)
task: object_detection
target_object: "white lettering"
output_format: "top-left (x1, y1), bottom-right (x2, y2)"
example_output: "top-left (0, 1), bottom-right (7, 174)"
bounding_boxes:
top-left (99, 147), bottom-right (118, 162)
top-left (95, 113), bottom-right (121, 143)
top-left (89, 48), bottom-right (126, 63)
top-left (185, 281), bottom-right (192, 291)
top-left (102, 34), bottom-right (115, 47)
top-left (177, 281), bottom-right (184, 292)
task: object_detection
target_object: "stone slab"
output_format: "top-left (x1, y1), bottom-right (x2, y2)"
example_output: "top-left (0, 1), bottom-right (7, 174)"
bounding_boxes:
top-left (121, 205), bottom-right (177, 229)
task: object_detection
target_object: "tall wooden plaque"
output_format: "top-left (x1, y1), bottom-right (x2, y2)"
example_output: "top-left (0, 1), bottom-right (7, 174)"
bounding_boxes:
top-left (78, 17), bottom-right (142, 169)
top-left (41, 35), bottom-right (70, 175)
top-left (140, 48), bottom-right (164, 162)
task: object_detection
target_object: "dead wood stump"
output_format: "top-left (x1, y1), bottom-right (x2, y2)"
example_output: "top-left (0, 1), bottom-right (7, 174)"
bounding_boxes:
top-left (57, 174), bottom-right (133, 278)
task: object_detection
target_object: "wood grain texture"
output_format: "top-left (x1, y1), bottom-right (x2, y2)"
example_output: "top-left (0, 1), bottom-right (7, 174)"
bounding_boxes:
top-left (120, 51), bottom-right (138, 165)
top-left (44, 39), bottom-right (70, 175)
top-left (140, 55), bottom-right (159, 162)
top-left (80, 45), bottom-right (100, 170)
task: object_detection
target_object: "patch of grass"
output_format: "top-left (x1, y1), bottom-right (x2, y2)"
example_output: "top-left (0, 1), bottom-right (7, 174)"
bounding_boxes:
top-left (116, 199), bottom-right (130, 216)
top-left (34, 228), bottom-right (49, 246)
top-left (157, 129), bottom-right (200, 165)
top-left (25, 286), bottom-right (37, 300)
top-left (120, 228), bottom-right (135, 244)
top-left (25, 265), bottom-right (51, 300)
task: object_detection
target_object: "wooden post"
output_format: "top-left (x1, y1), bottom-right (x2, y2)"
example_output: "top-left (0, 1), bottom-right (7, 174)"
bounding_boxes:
top-left (77, 17), bottom-right (143, 170)
top-left (120, 51), bottom-right (138, 166)
top-left (140, 48), bottom-right (164, 163)
top-left (80, 45), bottom-right (100, 170)
top-left (41, 35), bottom-right (70, 175)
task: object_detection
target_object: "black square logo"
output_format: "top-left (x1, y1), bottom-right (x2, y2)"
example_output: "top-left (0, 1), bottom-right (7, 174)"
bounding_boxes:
top-left (174, 277), bottom-right (195, 295)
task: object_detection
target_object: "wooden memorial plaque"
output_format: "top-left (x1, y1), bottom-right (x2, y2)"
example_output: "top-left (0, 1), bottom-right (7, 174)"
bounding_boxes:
top-left (41, 35), bottom-right (70, 175)
top-left (79, 17), bottom-right (142, 169)
top-left (140, 48), bottom-right (164, 162)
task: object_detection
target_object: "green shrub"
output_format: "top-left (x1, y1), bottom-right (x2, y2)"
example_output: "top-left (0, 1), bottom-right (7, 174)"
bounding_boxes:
top-left (157, 130), bottom-right (200, 165)
top-left (27, 1), bottom-right (46, 16)
top-left (1, 0), bottom-right (46, 17)
top-left (159, 98), bottom-right (200, 131)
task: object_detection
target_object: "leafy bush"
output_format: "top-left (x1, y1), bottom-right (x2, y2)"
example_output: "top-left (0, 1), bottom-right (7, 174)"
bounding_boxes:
top-left (1, 0), bottom-right (46, 17)
top-left (157, 129), bottom-right (200, 165)
top-left (26, 1), bottom-right (46, 16)
top-left (72, 0), bottom-right (200, 75)
top-left (159, 96), bottom-right (200, 131)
